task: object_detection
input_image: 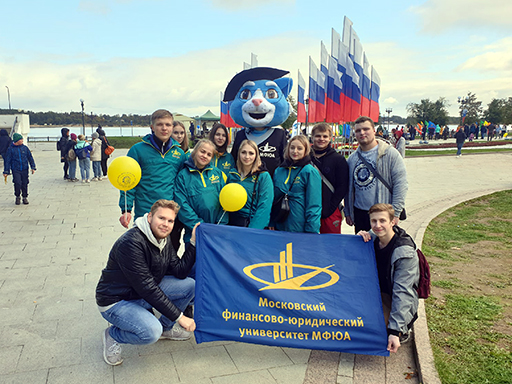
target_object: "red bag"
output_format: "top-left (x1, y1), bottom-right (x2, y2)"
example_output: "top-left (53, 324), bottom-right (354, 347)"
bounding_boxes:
top-left (416, 249), bottom-right (431, 299)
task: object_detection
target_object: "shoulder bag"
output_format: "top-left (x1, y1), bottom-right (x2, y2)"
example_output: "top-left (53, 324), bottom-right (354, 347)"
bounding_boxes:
top-left (271, 167), bottom-right (304, 223)
top-left (356, 152), bottom-right (406, 220)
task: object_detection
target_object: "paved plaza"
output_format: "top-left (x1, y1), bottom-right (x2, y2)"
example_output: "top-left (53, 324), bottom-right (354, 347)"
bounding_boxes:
top-left (1, 142), bottom-right (511, 383)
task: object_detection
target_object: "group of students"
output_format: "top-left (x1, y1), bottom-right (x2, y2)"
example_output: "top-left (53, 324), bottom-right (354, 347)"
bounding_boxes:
top-left (95, 110), bottom-right (419, 366)
top-left (57, 127), bottom-right (112, 183)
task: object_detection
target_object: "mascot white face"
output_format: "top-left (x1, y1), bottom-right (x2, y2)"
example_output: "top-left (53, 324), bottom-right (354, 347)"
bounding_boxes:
top-left (224, 67), bottom-right (293, 129)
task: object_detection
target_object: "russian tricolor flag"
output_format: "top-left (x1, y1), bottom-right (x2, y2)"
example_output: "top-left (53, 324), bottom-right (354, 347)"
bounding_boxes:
top-left (309, 57), bottom-right (325, 123)
top-left (297, 70), bottom-right (306, 123)
top-left (361, 53), bottom-right (372, 117)
top-left (220, 92), bottom-right (241, 128)
top-left (369, 66), bottom-right (381, 123)
top-left (326, 55), bottom-right (343, 124)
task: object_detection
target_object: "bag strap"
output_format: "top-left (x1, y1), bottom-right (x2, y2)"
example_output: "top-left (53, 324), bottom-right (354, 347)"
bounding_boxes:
top-left (311, 163), bottom-right (335, 193)
top-left (356, 151), bottom-right (393, 193)
top-left (247, 174), bottom-right (259, 222)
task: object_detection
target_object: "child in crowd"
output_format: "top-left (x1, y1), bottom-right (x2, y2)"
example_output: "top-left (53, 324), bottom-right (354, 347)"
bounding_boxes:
top-left (90, 132), bottom-right (103, 181)
top-left (3, 133), bottom-right (37, 205)
top-left (75, 134), bottom-right (93, 183)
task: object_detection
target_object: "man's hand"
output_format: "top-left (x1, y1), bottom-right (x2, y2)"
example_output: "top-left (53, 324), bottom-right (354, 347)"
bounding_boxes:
top-left (345, 216), bottom-right (354, 226)
top-left (357, 230), bottom-right (372, 242)
top-left (178, 315), bottom-right (196, 332)
top-left (31, 169), bottom-right (36, 174)
top-left (119, 212), bottom-right (132, 228)
top-left (387, 335), bottom-right (400, 353)
top-left (190, 222), bottom-right (201, 244)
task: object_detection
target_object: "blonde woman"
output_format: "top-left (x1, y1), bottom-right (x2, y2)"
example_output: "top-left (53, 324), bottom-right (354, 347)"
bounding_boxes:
top-left (227, 140), bottom-right (273, 228)
top-left (172, 121), bottom-right (191, 158)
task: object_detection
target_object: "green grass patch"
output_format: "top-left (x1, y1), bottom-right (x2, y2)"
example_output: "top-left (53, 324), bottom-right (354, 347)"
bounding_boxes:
top-left (424, 190), bottom-right (512, 383)
top-left (405, 147), bottom-right (512, 157)
top-left (107, 136), bottom-right (143, 149)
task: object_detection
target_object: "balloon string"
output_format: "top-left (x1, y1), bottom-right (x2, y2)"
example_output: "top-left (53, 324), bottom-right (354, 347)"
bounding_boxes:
top-left (124, 191), bottom-right (128, 229)
top-left (217, 210), bottom-right (227, 225)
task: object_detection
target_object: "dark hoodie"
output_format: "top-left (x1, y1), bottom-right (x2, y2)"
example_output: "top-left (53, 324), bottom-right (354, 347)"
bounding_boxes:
top-left (57, 128), bottom-right (70, 160)
top-left (0, 129), bottom-right (12, 156)
top-left (311, 146), bottom-right (349, 218)
top-left (96, 127), bottom-right (110, 159)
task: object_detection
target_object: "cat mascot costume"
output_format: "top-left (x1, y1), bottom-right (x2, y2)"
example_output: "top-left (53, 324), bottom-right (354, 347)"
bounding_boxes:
top-left (224, 67), bottom-right (293, 176)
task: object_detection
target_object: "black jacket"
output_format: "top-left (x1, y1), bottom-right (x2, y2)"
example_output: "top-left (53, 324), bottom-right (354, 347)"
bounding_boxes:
top-left (57, 128), bottom-right (70, 160)
top-left (95, 227), bottom-right (196, 321)
top-left (311, 146), bottom-right (349, 218)
top-left (0, 129), bottom-right (12, 156)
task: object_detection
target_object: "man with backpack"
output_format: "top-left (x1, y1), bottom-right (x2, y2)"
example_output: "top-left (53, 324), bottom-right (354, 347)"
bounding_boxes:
top-left (357, 203), bottom-right (419, 353)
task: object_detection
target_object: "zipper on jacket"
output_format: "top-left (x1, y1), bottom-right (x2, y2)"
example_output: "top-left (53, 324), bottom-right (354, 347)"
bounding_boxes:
top-left (284, 167), bottom-right (293, 185)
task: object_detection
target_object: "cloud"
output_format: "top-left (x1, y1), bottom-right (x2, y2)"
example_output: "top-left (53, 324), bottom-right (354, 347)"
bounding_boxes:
top-left (458, 37), bottom-right (512, 73)
top-left (0, 32), bottom-right (317, 117)
top-left (411, 0), bottom-right (512, 33)
top-left (78, 0), bottom-right (111, 15)
top-left (208, 0), bottom-right (294, 11)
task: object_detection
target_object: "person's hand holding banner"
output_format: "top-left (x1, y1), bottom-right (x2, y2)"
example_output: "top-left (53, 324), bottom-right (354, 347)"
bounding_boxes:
top-left (108, 156), bottom-right (142, 228)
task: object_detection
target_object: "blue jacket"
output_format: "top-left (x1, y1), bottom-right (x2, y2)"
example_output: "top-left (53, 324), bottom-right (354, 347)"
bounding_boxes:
top-left (120, 134), bottom-right (186, 219)
top-left (74, 140), bottom-right (93, 159)
top-left (228, 166), bottom-right (274, 229)
top-left (271, 157), bottom-right (322, 233)
top-left (175, 158), bottom-right (227, 242)
top-left (3, 143), bottom-right (36, 174)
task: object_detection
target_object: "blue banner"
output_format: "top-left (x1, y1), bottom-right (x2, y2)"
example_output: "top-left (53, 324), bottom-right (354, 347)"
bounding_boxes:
top-left (194, 224), bottom-right (389, 356)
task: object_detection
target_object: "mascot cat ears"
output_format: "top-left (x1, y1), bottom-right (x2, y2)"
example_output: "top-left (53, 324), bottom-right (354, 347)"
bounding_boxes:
top-left (223, 67), bottom-right (293, 102)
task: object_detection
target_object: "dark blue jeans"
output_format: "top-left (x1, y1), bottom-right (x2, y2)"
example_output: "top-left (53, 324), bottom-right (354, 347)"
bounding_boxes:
top-left (12, 169), bottom-right (29, 197)
top-left (456, 142), bottom-right (464, 156)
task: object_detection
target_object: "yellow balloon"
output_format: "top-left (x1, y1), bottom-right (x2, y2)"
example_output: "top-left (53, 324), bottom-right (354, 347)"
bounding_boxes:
top-left (504, 132), bottom-right (508, 138)
top-left (108, 156), bottom-right (142, 191)
top-left (219, 183), bottom-right (247, 212)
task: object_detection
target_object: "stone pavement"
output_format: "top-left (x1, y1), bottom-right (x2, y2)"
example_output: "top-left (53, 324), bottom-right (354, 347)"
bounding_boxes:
top-left (1, 142), bottom-right (511, 384)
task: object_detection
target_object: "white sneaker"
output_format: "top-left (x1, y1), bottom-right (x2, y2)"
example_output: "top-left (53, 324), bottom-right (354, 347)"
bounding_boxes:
top-left (159, 323), bottom-right (192, 341)
top-left (86, 179), bottom-right (91, 183)
top-left (98, 177), bottom-right (103, 181)
top-left (102, 327), bottom-right (123, 366)
top-left (91, 177), bottom-right (98, 181)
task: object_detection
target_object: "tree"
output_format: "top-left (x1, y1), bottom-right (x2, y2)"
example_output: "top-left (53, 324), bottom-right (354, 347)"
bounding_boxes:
top-left (282, 95), bottom-right (297, 131)
top-left (484, 98), bottom-right (506, 124)
top-left (458, 92), bottom-right (482, 125)
top-left (406, 97), bottom-right (450, 125)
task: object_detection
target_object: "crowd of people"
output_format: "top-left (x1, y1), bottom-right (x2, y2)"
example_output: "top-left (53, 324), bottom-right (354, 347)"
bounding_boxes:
top-left (92, 110), bottom-right (418, 366)
top-left (57, 126), bottom-right (112, 183)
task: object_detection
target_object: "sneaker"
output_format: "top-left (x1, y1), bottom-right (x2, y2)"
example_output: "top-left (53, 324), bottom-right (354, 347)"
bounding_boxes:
top-left (86, 179), bottom-right (91, 183)
top-left (73, 178), bottom-right (79, 182)
top-left (102, 327), bottom-right (123, 366)
top-left (15, 197), bottom-right (21, 205)
top-left (22, 198), bottom-right (29, 205)
top-left (98, 177), bottom-right (103, 181)
top-left (159, 323), bottom-right (192, 341)
top-left (91, 177), bottom-right (97, 181)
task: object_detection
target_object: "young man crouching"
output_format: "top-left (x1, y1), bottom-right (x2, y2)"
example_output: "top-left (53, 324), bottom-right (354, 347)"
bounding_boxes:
top-left (357, 203), bottom-right (419, 353)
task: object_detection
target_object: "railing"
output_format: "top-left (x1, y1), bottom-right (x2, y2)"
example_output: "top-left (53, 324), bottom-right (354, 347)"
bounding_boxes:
top-left (27, 136), bottom-right (60, 142)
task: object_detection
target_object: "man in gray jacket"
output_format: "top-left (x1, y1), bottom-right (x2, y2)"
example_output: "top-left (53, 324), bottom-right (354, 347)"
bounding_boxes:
top-left (357, 203), bottom-right (419, 353)
top-left (344, 116), bottom-right (408, 233)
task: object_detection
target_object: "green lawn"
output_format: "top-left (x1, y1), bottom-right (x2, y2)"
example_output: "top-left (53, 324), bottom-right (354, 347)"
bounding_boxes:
top-left (423, 191), bottom-right (512, 384)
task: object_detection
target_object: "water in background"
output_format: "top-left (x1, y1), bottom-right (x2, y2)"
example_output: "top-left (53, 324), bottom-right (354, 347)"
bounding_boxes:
top-left (29, 126), bottom-right (152, 138)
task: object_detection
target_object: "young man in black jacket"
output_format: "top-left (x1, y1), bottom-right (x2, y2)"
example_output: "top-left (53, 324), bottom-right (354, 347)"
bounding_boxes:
top-left (96, 199), bottom-right (199, 366)
top-left (311, 123), bottom-right (349, 233)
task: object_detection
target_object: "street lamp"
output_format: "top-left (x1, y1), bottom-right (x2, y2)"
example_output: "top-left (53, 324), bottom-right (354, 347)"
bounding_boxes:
top-left (457, 96), bottom-right (469, 126)
top-left (80, 99), bottom-right (85, 136)
top-left (5, 86), bottom-right (11, 110)
top-left (385, 108), bottom-right (393, 133)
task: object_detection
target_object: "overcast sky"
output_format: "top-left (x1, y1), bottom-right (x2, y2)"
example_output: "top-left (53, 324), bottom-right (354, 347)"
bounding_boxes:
top-left (1, 0), bottom-right (511, 119)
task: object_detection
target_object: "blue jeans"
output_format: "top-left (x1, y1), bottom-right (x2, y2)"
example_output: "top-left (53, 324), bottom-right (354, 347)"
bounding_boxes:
top-left (92, 161), bottom-right (102, 178)
top-left (68, 160), bottom-right (77, 179)
top-left (79, 158), bottom-right (91, 180)
top-left (456, 142), bottom-right (463, 155)
top-left (100, 276), bottom-right (195, 345)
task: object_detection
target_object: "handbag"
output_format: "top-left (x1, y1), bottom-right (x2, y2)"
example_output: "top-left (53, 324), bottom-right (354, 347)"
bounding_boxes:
top-left (104, 145), bottom-right (115, 156)
top-left (356, 152), bottom-right (406, 220)
top-left (228, 175), bottom-right (259, 227)
top-left (271, 167), bottom-right (304, 223)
